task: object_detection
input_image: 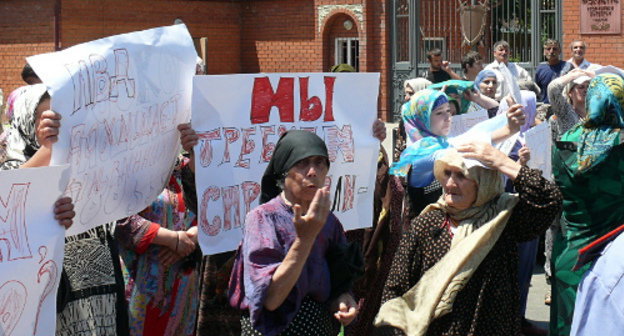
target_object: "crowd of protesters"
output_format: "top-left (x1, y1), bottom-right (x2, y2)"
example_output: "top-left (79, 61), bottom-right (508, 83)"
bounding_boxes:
top-left (1, 36), bottom-right (623, 336)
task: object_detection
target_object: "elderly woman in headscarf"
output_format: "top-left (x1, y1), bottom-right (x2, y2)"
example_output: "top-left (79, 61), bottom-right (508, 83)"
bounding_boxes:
top-left (550, 73), bottom-right (624, 336)
top-left (375, 143), bottom-right (562, 336)
top-left (228, 130), bottom-right (359, 336)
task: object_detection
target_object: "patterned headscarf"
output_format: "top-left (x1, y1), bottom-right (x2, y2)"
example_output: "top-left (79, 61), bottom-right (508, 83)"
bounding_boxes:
top-left (390, 89), bottom-right (450, 177)
top-left (1, 84), bottom-right (48, 170)
top-left (428, 80), bottom-right (475, 115)
top-left (574, 74), bottom-right (624, 172)
top-left (473, 69), bottom-right (497, 92)
top-left (401, 89), bottom-right (449, 142)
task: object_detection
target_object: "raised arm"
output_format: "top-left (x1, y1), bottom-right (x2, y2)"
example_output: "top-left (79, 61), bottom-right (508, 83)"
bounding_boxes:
top-left (264, 187), bottom-right (330, 311)
top-left (457, 142), bottom-right (562, 241)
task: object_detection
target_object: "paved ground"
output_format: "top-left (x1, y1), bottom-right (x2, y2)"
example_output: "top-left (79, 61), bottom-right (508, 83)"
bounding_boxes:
top-left (526, 266), bottom-right (551, 330)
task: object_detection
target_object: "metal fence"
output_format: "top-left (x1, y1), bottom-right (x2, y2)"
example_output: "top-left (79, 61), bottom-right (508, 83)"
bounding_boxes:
top-left (390, 0), bottom-right (562, 120)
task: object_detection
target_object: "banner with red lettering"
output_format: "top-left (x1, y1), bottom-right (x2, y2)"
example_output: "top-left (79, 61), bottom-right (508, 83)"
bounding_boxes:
top-left (28, 24), bottom-right (198, 236)
top-left (192, 73), bottom-right (380, 255)
top-left (0, 165), bottom-right (69, 335)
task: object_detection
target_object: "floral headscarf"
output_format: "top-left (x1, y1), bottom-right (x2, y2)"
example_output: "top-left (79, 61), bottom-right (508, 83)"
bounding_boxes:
top-left (390, 89), bottom-right (450, 178)
top-left (0, 84), bottom-right (48, 170)
top-left (574, 74), bottom-right (624, 172)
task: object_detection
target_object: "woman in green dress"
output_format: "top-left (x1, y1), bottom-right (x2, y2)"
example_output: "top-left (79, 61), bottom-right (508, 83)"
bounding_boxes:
top-left (551, 73), bottom-right (624, 335)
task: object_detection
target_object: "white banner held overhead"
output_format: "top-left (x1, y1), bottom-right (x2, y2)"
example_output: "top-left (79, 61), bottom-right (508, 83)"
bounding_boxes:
top-left (192, 73), bottom-right (380, 255)
top-left (524, 121), bottom-right (552, 180)
top-left (28, 24), bottom-right (198, 236)
top-left (0, 165), bottom-right (69, 336)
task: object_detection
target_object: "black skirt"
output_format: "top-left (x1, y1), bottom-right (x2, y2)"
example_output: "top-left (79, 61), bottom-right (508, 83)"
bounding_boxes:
top-left (240, 297), bottom-right (334, 336)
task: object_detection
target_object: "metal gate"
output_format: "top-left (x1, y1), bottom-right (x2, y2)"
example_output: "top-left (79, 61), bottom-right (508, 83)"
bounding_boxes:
top-left (390, 0), bottom-right (562, 120)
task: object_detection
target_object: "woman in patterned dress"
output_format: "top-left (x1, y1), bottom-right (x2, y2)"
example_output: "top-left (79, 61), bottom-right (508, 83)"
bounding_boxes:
top-left (115, 153), bottom-right (201, 336)
top-left (375, 145), bottom-right (561, 336)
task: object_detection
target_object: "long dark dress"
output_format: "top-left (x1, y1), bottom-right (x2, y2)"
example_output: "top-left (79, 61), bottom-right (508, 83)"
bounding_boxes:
top-left (377, 167), bottom-right (561, 336)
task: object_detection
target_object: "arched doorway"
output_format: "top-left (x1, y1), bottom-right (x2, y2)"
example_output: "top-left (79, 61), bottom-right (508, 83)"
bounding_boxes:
top-left (322, 12), bottom-right (360, 72)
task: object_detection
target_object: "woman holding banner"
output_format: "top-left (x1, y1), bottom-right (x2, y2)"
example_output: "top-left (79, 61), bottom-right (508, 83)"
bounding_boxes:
top-left (0, 84), bottom-right (129, 335)
top-left (228, 130), bottom-right (359, 336)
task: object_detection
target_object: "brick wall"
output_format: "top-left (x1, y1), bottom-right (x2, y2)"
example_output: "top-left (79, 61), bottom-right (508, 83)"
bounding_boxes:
top-left (1, 0), bottom-right (392, 120)
top-left (240, 0), bottom-right (391, 120)
top-left (0, 0), bottom-right (55, 100)
top-left (562, 0), bottom-right (624, 68)
top-left (60, 0), bottom-right (242, 74)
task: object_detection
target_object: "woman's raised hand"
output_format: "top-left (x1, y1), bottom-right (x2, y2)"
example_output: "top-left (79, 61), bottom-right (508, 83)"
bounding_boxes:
top-left (293, 187), bottom-right (330, 242)
top-left (506, 104), bottom-right (526, 133)
top-left (517, 145), bottom-right (531, 166)
top-left (36, 110), bottom-right (62, 148)
top-left (177, 123), bottom-right (199, 153)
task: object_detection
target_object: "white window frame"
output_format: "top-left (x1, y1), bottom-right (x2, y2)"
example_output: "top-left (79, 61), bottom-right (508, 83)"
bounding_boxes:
top-left (334, 37), bottom-right (359, 71)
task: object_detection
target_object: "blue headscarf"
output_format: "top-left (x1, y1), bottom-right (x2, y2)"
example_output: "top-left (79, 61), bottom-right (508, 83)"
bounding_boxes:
top-left (473, 69), bottom-right (497, 91)
top-left (390, 89), bottom-right (450, 179)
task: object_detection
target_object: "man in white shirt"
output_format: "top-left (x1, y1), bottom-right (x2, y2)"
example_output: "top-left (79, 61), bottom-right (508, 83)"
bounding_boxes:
top-left (561, 40), bottom-right (592, 74)
top-left (484, 40), bottom-right (531, 101)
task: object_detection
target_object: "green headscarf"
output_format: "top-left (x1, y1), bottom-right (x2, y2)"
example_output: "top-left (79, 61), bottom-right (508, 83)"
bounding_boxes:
top-left (428, 80), bottom-right (474, 115)
top-left (260, 130), bottom-right (330, 203)
top-left (330, 64), bottom-right (356, 73)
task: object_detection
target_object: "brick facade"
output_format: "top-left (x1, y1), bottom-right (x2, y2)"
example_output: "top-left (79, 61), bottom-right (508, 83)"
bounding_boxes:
top-left (0, 0), bottom-right (56, 98)
top-left (0, 0), bottom-right (391, 120)
top-left (562, 0), bottom-right (624, 68)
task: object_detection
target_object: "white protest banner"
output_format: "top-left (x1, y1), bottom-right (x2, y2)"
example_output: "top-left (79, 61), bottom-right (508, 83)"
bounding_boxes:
top-left (448, 109), bottom-right (489, 137)
top-left (524, 122), bottom-right (552, 180)
top-left (28, 24), bottom-right (198, 236)
top-left (0, 165), bottom-right (69, 335)
top-left (192, 73), bottom-right (380, 255)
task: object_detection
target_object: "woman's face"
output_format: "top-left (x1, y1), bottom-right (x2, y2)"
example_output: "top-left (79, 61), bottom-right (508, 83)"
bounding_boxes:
top-left (569, 82), bottom-right (589, 107)
top-left (284, 155), bottom-right (329, 202)
top-left (441, 166), bottom-right (478, 210)
top-left (404, 85), bottom-right (415, 102)
top-left (429, 103), bottom-right (452, 136)
top-left (479, 77), bottom-right (498, 99)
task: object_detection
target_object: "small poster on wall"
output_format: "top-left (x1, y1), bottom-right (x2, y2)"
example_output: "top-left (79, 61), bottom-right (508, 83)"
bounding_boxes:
top-left (580, 0), bottom-right (621, 34)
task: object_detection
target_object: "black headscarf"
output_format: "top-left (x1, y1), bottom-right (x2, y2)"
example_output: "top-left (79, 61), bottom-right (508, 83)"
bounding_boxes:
top-left (260, 130), bottom-right (329, 204)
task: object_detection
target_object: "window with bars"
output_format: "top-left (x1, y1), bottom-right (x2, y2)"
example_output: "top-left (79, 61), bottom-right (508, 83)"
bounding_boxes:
top-left (335, 38), bottom-right (360, 71)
